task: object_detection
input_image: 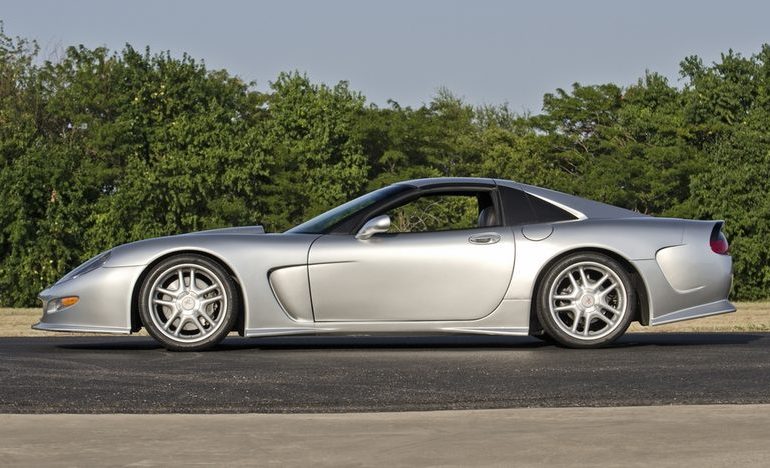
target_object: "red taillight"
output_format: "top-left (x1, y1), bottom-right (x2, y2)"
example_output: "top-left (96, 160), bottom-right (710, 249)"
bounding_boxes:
top-left (710, 229), bottom-right (729, 255)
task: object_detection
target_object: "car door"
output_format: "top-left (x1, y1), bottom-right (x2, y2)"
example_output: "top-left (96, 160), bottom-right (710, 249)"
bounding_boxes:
top-left (307, 190), bottom-right (515, 322)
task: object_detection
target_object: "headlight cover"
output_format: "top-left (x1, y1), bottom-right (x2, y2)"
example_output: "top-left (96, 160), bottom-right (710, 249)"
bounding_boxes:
top-left (56, 251), bottom-right (112, 284)
top-left (45, 296), bottom-right (79, 314)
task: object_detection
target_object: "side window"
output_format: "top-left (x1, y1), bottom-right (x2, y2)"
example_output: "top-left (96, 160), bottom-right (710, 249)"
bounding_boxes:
top-left (387, 193), bottom-right (491, 233)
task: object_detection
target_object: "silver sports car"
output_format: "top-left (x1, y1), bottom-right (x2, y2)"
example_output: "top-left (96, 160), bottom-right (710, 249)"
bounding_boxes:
top-left (35, 177), bottom-right (734, 350)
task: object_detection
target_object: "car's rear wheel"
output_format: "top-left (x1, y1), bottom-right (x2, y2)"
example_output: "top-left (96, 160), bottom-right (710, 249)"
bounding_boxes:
top-left (536, 252), bottom-right (635, 348)
top-left (139, 254), bottom-right (238, 351)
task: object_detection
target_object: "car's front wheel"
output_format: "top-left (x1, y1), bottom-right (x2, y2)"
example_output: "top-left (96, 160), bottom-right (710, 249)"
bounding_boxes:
top-left (536, 252), bottom-right (636, 348)
top-left (139, 254), bottom-right (239, 351)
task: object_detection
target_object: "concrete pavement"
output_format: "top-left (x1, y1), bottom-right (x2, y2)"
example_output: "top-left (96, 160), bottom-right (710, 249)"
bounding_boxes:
top-left (2, 405), bottom-right (769, 467)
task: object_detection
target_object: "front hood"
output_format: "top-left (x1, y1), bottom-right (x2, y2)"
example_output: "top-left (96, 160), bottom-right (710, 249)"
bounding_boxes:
top-left (105, 225), bottom-right (277, 267)
top-left (180, 225), bottom-right (265, 236)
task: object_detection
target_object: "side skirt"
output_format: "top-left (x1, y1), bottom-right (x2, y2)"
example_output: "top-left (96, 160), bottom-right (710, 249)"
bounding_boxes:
top-left (245, 299), bottom-right (531, 338)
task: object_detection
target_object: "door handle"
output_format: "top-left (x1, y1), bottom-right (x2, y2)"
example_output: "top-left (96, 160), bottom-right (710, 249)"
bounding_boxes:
top-left (468, 233), bottom-right (501, 245)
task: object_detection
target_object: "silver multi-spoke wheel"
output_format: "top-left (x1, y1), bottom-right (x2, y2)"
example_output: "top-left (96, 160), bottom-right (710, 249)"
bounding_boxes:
top-left (148, 264), bottom-right (227, 343)
top-left (548, 261), bottom-right (627, 340)
top-left (537, 253), bottom-right (636, 348)
top-left (141, 256), bottom-right (237, 349)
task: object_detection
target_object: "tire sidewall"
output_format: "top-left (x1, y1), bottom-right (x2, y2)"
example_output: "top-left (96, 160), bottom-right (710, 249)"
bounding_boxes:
top-left (139, 254), bottom-right (238, 351)
top-left (536, 253), bottom-right (636, 349)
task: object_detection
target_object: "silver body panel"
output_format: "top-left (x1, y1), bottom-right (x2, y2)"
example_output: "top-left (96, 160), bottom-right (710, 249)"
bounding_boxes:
top-left (34, 177), bottom-right (735, 338)
top-left (308, 227), bottom-right (515, 321)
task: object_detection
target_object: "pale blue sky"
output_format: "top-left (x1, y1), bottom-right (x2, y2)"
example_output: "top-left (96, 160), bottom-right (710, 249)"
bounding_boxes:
top-left (3, 0), bottom-right (769, 113)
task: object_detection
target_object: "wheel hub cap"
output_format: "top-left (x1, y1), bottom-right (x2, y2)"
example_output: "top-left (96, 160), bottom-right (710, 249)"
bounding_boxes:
top-left (179, 295), bottom-right (196, 312)
top-left (579, 294), bottom-right (595, 309)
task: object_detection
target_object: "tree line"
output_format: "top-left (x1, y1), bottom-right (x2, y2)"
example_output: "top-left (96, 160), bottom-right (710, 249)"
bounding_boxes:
top-left (1, 24), bottom-right (769, 305)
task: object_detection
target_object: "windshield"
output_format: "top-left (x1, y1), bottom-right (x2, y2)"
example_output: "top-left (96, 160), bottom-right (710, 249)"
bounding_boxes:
top-left (287, 185), bottom-right (408, 234)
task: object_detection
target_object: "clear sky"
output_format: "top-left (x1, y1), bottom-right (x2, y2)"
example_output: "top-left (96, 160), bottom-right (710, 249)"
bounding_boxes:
top-left (2, 0), bottom-right (769, 113)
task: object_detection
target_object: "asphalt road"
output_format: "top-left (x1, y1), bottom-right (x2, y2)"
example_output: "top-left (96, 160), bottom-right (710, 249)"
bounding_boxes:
top-left (1, 333), bottom-right (769, 413)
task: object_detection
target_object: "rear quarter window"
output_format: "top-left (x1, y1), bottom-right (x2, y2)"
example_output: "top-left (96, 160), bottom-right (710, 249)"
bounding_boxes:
top-left (499, 186), bottom-right (576, 225)
top-left (526, 193), bottom-right (577, 223)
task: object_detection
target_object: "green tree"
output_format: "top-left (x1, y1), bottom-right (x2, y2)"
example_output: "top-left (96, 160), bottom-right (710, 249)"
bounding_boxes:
top-left (84, 47), bottom-right (270, 247)
top-left (256, 72), bottom-right (369, 230)
top-left (2, 22), bottom-right (770, 305)
top-left (691, 121), bottom-right (770, 299)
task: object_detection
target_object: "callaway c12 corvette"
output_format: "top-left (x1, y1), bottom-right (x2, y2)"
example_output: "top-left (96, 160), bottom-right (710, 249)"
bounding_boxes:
top-left (35, 177), bottom-right (735, 350)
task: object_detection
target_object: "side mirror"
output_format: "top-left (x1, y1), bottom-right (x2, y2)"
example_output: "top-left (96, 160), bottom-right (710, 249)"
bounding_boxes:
top-left (355, 214), bottom-right (391, 240)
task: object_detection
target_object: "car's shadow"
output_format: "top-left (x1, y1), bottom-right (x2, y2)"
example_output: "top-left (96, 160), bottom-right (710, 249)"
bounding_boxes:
top-left (54, 332), bottom-right (767, 352)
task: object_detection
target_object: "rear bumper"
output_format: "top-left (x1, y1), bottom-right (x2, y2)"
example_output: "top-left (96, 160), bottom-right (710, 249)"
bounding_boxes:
top-left (632, 250), bottom-right (733, 326)
top-left (650, 299), bottom-right (736, 326)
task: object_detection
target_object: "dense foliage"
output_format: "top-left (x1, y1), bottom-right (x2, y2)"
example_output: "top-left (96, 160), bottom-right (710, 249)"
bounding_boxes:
top-left (1, 24), bottom-right (769, 305)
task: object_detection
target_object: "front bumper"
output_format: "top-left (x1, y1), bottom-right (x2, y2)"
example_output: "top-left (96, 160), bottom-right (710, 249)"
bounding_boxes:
top-left (34, 265), bottom-right (145, 334)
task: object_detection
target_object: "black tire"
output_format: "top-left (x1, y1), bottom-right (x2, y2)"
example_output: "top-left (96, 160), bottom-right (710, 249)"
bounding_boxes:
top-left (530, 332), bottom-right (557, 345)
top-left (139, 254), bottom-right (239, 351)
top-left (536, 252), bottom-right (636, 349)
